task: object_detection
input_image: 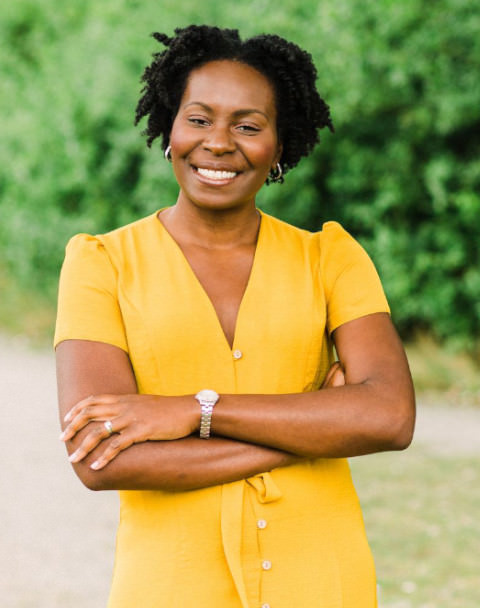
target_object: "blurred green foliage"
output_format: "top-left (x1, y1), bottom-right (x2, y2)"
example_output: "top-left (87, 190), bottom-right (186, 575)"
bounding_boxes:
top-left (1, 0), bottom-right (479, 351)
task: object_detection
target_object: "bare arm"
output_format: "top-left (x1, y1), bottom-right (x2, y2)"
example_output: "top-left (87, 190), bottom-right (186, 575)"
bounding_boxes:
top-left (211, 313), bottom-right (415, 457)
top-left (56, 340), bottom-right (299, 491)
top-left (58, 312), bottom-right (415, 489)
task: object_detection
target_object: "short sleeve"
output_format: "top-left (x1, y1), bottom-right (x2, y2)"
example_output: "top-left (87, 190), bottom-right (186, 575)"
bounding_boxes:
top-left (54, 234), bottom-right (128, 351)
top-left (319, 222), bottom-right (390, 334)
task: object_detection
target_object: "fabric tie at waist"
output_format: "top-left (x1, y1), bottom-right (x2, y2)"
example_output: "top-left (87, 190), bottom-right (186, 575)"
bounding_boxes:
top-left (221, 473), bottom-right (282, 608)
top-left (245, 472), bottom-right (283, 503)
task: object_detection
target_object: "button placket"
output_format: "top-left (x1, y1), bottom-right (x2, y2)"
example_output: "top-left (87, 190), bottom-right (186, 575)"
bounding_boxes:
top-left (255, 502), bottom-right (272, 606)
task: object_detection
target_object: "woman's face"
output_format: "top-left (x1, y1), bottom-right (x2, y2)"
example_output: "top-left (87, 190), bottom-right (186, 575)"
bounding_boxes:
top-left (170, 60), bottom-right (282, 213)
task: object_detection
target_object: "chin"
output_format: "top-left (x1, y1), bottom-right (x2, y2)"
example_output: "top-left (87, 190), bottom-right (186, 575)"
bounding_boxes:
top-left (194, 198), bottom-right (254, 212)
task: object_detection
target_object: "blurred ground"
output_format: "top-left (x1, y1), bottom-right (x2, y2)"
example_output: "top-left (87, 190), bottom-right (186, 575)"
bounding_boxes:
top-left (0, 335), bottom-right (479, 607)
top-left (0, 336), bottom-right (117, 607)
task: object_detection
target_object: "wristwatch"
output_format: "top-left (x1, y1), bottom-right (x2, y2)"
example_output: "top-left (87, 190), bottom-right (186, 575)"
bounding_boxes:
top-left (195, 389), bottom-right (219, 439)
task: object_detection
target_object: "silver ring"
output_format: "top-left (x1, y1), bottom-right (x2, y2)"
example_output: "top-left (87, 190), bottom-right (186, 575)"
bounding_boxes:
top-left (104, 420), bottom-right (114, 436)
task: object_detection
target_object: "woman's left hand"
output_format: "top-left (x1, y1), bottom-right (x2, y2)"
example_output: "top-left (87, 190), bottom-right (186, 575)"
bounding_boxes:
top-left (59, 393), bottom-right (198, 470)
top-left (321, 361), bottom-right (346, 389)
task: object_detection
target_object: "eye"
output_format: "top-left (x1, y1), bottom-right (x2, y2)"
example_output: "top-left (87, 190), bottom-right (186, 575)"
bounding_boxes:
top-left (187, 116), bottom-right (210, 126)
top-left (236, 124), bottom-right (261, 134)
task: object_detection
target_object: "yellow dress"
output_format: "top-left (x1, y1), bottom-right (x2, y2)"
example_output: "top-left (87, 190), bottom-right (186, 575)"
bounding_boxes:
top-left (55, 209), bottom-right (390, 608)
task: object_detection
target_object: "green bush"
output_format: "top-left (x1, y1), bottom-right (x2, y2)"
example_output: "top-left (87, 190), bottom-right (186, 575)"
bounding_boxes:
top-left (1, 0), bottom-right (479, 351)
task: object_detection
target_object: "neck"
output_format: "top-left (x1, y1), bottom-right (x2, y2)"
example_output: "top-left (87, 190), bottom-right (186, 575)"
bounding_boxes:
top-left (158, 201), bottom-right (261, 249)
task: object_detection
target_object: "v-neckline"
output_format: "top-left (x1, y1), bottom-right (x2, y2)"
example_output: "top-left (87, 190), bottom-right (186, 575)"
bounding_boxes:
top-left (155, 208), bottom-right (265, 351)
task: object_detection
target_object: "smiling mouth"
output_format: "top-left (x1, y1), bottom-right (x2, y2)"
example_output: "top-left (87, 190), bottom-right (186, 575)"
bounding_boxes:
top-left (195, 167), bottom-right (238, 181)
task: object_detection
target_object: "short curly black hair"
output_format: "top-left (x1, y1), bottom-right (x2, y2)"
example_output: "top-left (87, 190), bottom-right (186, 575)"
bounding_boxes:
top-left (134, 25), bottom-right (334, 181)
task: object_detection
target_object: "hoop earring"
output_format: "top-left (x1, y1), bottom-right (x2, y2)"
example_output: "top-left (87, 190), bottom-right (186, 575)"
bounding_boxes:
top-left (269, 162), bottom-right (283, 183)
top-left (164, 145), bottom-right (172, 162)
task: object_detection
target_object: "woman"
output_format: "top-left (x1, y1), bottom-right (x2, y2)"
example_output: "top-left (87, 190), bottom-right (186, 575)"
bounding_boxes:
top-left (56, 26), bottom-right (415, 608)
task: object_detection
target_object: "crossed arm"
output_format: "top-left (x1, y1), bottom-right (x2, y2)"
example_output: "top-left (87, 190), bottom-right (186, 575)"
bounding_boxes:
top-left (56, 312), bottom-right (415, 492)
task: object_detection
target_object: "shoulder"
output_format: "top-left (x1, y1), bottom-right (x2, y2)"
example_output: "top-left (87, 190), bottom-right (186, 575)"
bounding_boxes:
top-left (260, 213), bottom-right (364, 261)
top-left (64, 210), bottom-right (161, 266)
top-left (314, 223), bottom-right (390, 331)
top-left (318, 220), bottom-right (353, 242)
top-left (260, 210), bottom-right (313, 237)
top-left (261, 212), bottom-right (353, 244)
top-left (314, 221), bottom-right (380, 284)
top-left (316, 220), bottom-right (370, 263)
top-left (259, 211), bottom-right (317, 255)
top-left (99, 210), bottom-right (161, 250)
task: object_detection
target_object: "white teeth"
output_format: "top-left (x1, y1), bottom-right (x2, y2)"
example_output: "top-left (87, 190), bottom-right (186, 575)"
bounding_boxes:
top-left (197, 168), bottom-right (237, 180)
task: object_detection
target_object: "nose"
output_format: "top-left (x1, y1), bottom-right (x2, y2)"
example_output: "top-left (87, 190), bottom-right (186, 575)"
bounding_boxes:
top-left (203, 123), bottom-right (235, 155)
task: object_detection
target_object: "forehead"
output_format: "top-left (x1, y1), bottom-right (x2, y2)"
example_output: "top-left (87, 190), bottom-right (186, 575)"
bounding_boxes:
top-left (181, 60), bottom-right (276, 115)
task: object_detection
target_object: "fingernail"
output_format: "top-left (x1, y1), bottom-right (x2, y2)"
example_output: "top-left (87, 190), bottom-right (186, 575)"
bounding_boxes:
top-left (69, 451), bottom-right (79, 463)
top-left (64, 412), bottom-right (71, 422)
top-left (90, 460), bottom-right (101, 470)
top-left (59, 431), bottom-right (66, 441)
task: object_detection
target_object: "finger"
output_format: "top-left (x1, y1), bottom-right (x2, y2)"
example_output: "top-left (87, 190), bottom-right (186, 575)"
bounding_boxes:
top-left (329, 365), bottom-right (346, 387)
top-left (64, 394), bottom-right (96, 423)
top-left (68, 418), bottom-right (127, 464)
top-left (321, 361), bottom-right (343, 388)
top-left (60, 403), bottom-right (119, 442)
top-left (90, 432), bottom-right (137, 470)
top-left (64, 394), bottom-right (118, 423)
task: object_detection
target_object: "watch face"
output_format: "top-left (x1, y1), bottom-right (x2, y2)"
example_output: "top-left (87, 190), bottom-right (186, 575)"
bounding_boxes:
top-left (196, 389), bottom-right (219, 402)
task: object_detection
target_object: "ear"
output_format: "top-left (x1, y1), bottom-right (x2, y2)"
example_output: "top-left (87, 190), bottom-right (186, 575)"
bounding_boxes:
top-left (272, 142), bottom-right (283, 170)
top-left (276, 142), bottom-right (283, 163)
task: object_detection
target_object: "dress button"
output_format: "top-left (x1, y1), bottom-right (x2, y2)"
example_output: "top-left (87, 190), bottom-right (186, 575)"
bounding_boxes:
top-left (261, 604), bottom-right (271, 608)
top-left (261, 559), bottom-right (272, 571)
top-left (232, 349), bottom-right (243, 360)
top-left (257, 519), bottom-right (267, 529)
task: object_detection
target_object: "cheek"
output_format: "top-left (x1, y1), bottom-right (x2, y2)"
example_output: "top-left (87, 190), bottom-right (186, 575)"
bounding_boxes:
top-left (169, 117), bottom-right (197, 154)
top-left (249, 140), bottom-right (279, 168)
top-left (169, 123), bottom-right (187, 153)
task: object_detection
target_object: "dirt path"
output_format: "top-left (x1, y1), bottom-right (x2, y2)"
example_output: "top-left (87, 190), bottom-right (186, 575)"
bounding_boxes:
top-left (0, 337), bottom-right (117, 607)
top-left (1, 336), bottom-right (478, 607)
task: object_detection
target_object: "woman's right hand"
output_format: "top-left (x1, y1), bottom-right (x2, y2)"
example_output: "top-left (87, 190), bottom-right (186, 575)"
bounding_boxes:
top-left (60, 393), bottom-right (199, 470)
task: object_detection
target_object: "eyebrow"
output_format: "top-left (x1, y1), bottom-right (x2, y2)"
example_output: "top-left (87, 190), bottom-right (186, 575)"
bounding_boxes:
top-left (183, 101), bottom-right (269, 120)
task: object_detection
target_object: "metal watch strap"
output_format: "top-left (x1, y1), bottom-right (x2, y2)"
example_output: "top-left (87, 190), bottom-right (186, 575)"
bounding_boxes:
top-left (199, 401), bottom-right (215, 439)
top-left (195, 390), bottom-right (219, 439)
